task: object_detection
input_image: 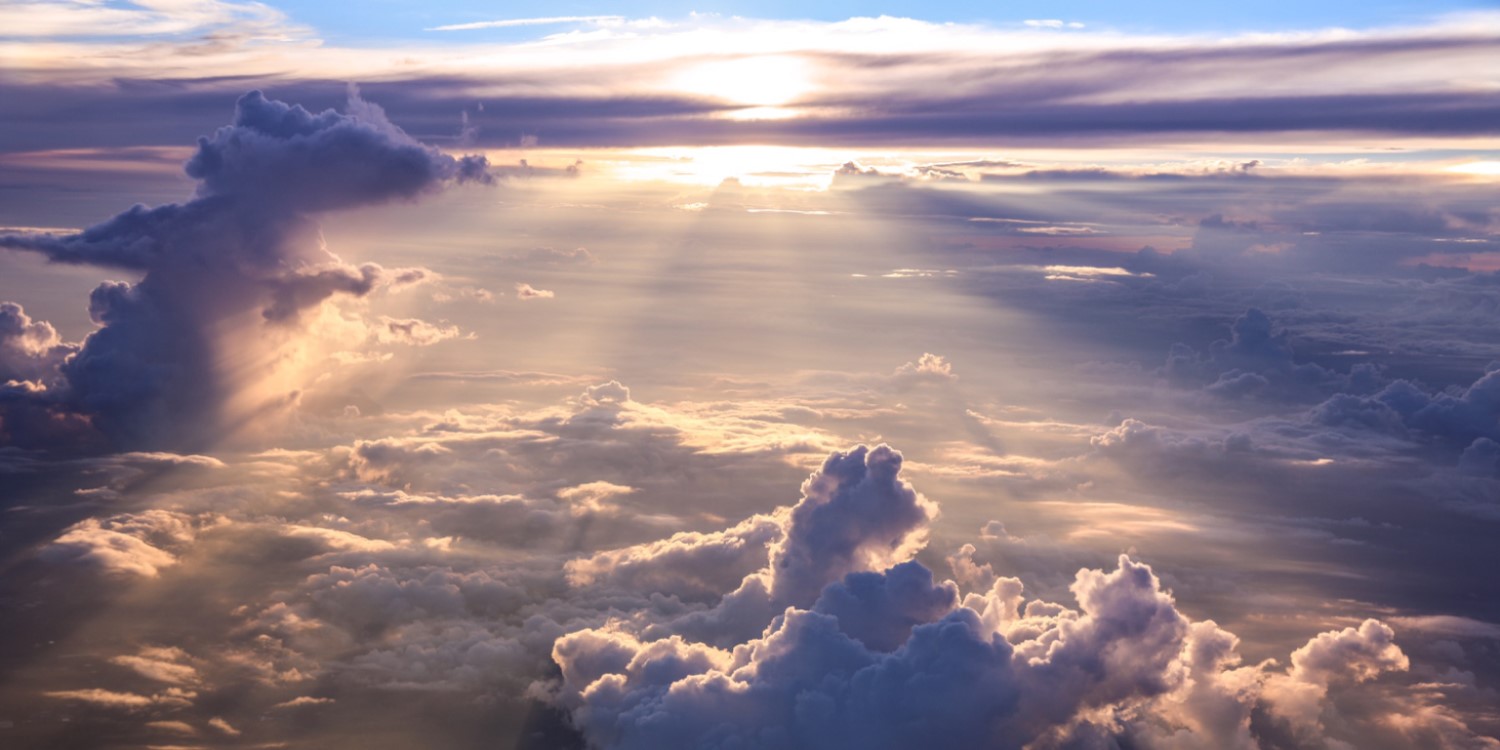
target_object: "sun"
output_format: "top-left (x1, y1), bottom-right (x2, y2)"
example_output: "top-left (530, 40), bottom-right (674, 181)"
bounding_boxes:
top-left (1446, 161), bottom-right (1500, 177)
top-left (671, 55), bottom-right (812, 108)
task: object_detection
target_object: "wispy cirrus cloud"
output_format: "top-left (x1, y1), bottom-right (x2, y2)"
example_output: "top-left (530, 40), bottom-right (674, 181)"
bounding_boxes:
top-left (0, 0), bottom-right (305, 38)
top-left (426, 15), bottom-right (625, 32)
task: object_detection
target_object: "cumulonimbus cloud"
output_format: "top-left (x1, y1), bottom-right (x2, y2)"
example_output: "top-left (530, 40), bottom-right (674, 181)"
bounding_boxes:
top-left (0, 89), bottom-right (492, 452)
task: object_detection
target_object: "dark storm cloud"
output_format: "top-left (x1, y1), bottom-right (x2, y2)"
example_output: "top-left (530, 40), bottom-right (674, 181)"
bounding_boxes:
top-left (0, 89), bottom-right (491, 452)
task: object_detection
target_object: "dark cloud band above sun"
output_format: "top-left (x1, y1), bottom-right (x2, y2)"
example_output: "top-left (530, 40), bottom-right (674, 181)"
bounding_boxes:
top-left (1, 15), bottom-right (1497, 151)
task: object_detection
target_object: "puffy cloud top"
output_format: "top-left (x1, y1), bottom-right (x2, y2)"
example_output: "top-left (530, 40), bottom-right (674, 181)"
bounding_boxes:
top-left (0, 89), bottom-right (491, 451)
top-left (545, 443), bottom-right (1487, 750)
top-left (768, 444), bottom-right (936, 606)
top-left (186, 90), bottom-right (491, 212)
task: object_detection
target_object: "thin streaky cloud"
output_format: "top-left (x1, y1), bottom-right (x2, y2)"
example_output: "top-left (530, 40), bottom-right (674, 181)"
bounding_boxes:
top-left (426, 15), bottom-right (624, 32)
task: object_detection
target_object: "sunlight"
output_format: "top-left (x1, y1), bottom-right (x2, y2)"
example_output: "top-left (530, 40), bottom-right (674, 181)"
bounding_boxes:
top-left (616, 145), bottom-right (846, 187)
top-left (671, 55), bottom-right (811, 107)
top-left (1447, 160), bottom-right (1500, 176)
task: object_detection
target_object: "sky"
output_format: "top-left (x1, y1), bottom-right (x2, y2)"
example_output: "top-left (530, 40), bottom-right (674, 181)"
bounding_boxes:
top-left (1, 1), bottom-right (1499, 748)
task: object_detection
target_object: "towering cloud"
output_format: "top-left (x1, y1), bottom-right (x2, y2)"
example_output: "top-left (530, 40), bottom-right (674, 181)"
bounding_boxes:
top-left (767, 444), bottom-right (936, 606)
top-left (0, 89), bottom-right (490, 452)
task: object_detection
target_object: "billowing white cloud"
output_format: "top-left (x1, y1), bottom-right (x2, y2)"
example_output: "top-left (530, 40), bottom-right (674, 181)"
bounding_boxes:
top-left (39, 510), bottom-right (200, 577)
top-left (545, 445), bottom-right (1497, 750)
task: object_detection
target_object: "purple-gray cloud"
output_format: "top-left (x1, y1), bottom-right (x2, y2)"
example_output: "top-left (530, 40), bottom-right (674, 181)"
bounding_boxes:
top-left (0, 90), bottom-right (491, 451)
top-left (548, 445), bottom-right (1491, 749)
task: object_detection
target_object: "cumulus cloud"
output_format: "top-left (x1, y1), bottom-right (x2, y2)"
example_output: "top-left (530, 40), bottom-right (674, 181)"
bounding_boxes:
top-left (765, 444), bottom-right (936, 606)
top-left (1164, 308), bottom-right (1380, 400)
top-left (553, 444), bottom-right (936, 650)
top-left (0, 301), bottom-right (73, 383)
top-left (579, 380), bottom-right (631, 407)
top-left (0, 89), bottom-right (491, 452)
top-left (546, 444), bottom-right (1496, 750)
top-left (39, 510), bottom-right (201, 577)
top-left (550, 554), bottom-right (1177, 749)
top-left (1311, 365), bottom-right (1500, 447)
top-left (0, 300), bottom-right (92, 448)
top-left (891, 352), bottom-right (956, 385)
top-left (516, 282), bottom-right (556, 300)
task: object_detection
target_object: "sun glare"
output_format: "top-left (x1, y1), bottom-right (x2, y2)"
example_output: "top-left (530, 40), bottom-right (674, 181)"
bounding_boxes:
top-left (1447, 160), bottom-right (1500, 176)
top-left (671, 55), bottom-right (812, 108)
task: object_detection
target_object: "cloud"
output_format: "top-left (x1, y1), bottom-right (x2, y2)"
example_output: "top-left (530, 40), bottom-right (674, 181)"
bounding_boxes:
top-left (145, 719), bottom-right (198, 734)
top-left (580, 380), bottom-right (630, 407)
top-left (556, 481), bottom-right (638, 516)
top-left (1164, 308), bottom-right (1381, 400)
top-left (502, 247), bottom-right (596, 266)
top-left (545, 443), bottom-right (1497, 749)
top-left (4, 127), bottom-right (1498, 742)
top-left (208, 716), bottom-right (241, 736)
top-left (565, 512), bottom-right (786, 599)
top-left (1309, 364), bottom-right (1500, 446)
top-left (187, 90), bottom-right (490, 209)
top-left (110, 646), bottom-right (201, 685)
top-left (1024, 19), bottom-right (1085, 29)
top-left (0, 89), bottom-right (491, 452)
top-left (1257, 619), bottom-right (1411, 742)
top-left (0, 0), bottom-right (302, 39)
top-left (766, 445), bottom-right (936, 606)
top-left (516, 283), bottom-right (556, 300)
top-left (549, 553), bottom-right (1177, 749)
top-left (44, 684), bottom-right (198, 712)
top-left (39, 510), bottom-right (200, 577)
top-left (0, 301), bottom-right (73, 383)
top-left (6, 15), bottom-right (1499, 151)
top-left (372, 316), bottom-right (465, 346)
top-left (270, 696), bottom-right (335, 710)
top-left (810, 561), bottom-right (958, 651)
top-left (3, 393), bottom-right (1492, 748)
top-left (891, 352), bottom-right (955, 384)
top-left (428, 15), bottom-right (624, 32)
